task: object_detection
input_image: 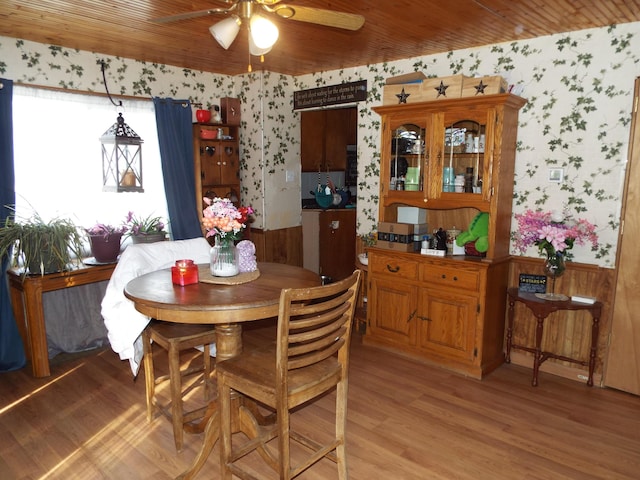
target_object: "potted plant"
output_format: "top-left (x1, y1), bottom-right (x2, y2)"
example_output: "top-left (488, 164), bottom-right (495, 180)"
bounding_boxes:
top-left (85, 222), bottom-right (127, 263)
top-left (358, 231), bottom-right (377, 265)
top-left (0, 210), bottom-right (84, 276)
top-left (124, 211), bottom-right (168, 244)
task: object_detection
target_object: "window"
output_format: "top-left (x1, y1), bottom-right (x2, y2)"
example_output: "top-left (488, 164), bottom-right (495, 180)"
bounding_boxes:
top-left (12, 86), bottom-right (169, 234)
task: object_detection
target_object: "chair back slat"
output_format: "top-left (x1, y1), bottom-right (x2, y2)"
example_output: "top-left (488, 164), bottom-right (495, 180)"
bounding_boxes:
top-left (276, 271), bottom-right (360, 384)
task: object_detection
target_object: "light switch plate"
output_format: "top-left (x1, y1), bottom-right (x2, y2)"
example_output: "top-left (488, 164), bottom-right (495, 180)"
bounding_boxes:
top-left (286, 170), bottom-right (295, 182)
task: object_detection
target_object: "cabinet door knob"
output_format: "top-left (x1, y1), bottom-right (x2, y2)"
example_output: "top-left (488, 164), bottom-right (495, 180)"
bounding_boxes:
top-left (417, 315), bottom-right (431, 322)
top-left (407, 310), bottom-right (417, 322)
top-left (386, 264), bottom-right (400, 273)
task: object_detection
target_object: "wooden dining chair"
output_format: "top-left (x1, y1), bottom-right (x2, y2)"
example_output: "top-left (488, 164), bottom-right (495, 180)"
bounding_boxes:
top-left (142, 320), bottom-right (217, 452)
top-left (216, 270), bottom-right (361, 479)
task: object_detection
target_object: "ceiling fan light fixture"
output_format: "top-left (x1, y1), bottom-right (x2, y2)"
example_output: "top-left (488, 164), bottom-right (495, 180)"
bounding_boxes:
top-left (249, 34), bottom-right (272, 56)
top-left (249, 14), bottom-right (279, 49)
top-left (209, 15), bottom-right (241, 49)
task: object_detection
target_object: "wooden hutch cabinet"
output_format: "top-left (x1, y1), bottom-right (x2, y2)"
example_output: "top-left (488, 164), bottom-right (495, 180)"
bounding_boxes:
top-left (365, 94), bottom-right (526, 379)
top-left (193, 123), bottom-right (241, 232)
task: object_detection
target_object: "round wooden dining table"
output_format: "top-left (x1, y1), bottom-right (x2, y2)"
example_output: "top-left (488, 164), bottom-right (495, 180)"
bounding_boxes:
top-left (124, 262), bottom-right (320, 480)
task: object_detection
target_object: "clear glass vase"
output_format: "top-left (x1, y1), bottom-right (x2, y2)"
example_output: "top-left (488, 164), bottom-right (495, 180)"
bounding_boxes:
top-left (210, 238), bottom-right (239, 277)
top-left (536, 250), bottom-right (568, 301)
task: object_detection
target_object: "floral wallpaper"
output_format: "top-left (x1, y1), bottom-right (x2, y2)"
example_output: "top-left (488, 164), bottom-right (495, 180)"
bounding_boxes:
top-left (2, 21), bottom-right (640, 268)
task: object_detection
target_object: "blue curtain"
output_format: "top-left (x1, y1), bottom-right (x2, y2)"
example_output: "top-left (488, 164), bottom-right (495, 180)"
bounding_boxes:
top-left (153, 98), bottom-right (203, 240)
top-left (0, 78), bottom-right (26, 372)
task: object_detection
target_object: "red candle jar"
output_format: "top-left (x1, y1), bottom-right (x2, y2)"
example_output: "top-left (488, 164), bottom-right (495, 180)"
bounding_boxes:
top-left (171, 259), bottom-right (199, 286)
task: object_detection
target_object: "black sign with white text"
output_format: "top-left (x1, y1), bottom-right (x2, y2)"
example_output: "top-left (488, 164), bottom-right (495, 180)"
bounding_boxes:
top-left (294, 80), bottom-right (367, 110)
top-left (518, 274), bottom-right (547, 293)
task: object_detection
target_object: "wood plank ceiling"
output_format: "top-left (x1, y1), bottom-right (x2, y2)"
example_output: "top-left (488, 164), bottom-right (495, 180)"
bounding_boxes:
top-left (2, 1), bottom-right (640, 76)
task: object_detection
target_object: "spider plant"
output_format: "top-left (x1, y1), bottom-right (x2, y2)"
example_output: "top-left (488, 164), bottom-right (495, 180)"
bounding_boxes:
top-left (0, 209), bottom-right (84, 276)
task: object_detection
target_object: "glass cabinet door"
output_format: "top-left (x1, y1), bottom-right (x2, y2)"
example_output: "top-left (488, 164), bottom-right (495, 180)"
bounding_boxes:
top-left (389, 123), bottom-right (426, 193)
top-left (433, 108), bottom-right (493, 203)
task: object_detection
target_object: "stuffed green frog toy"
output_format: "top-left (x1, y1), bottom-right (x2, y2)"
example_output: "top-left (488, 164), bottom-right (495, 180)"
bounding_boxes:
top-left (455, 212), bottom-right (490, 253)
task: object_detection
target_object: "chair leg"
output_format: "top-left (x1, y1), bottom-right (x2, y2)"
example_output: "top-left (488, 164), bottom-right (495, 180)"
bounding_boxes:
top-left (203, 344), bottom-right (212, 401)
top-left (142, 329), bottom-right (155, 423)
top-left (219, 380), bottom-right (233, 480)
top-left (336, 379), bottom-right (348, 480)
top-left (277, 403), bottom-right (291, 480)
top-left (168, 344), bottom-right (184, 451)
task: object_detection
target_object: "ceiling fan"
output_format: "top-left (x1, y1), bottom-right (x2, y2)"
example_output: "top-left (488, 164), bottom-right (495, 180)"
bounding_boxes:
top-left (152, 0), bottom-right (365, 63)
top-left (152, 0), bottom-right (365, 31)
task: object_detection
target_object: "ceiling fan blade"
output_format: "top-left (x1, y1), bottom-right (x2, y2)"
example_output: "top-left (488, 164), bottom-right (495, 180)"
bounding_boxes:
top-left (274, 5), bottom-right (365, 31)
top-left (151, 7), bottom-right (232, 24)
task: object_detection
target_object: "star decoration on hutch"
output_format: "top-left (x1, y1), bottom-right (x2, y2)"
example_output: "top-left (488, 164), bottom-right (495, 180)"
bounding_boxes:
top-left (474, 80), bottom-right (488, 95)
top-left (435, 80), bottom-right (449, 98)
top-left (396, 87), bottom-right (410, 104)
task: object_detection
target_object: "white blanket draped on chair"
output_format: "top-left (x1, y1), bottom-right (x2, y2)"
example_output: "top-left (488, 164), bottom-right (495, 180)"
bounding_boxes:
top-left (101, 237), bottom-right (212, 376)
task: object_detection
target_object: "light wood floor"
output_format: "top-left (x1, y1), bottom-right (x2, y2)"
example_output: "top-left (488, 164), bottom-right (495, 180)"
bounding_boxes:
top-left (1, 323), bottom-right (639, 480)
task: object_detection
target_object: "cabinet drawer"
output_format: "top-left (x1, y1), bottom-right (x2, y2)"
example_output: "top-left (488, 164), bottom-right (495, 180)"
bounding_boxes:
top-left (370, 254), bottom-right (418, 281)
top-left (422, 265), bottom-right (479, 291)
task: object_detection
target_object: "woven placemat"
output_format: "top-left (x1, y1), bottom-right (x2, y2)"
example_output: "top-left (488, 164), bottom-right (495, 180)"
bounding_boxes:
top-left (198, 264), bottom-right (260, 285)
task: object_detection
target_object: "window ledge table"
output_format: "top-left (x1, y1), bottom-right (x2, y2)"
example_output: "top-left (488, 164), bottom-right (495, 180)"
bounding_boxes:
top-left (505, 287), bottom-right (603, 387)
top-left (7, 262), bottom-right (117, 377)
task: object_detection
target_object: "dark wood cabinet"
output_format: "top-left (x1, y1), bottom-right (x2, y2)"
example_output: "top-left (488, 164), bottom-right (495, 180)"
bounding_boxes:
top-left (193, 123), bottom-right (241, 233)
top-left (301, 107), bottom-right (356, 172)
top-left (302, 209), bottom-right (356, 281)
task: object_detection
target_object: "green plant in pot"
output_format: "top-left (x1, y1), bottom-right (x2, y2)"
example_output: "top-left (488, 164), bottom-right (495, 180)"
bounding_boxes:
top-left (124, 211), bottom-right (167, 244)
top-left (0, 210), bottom-right (84, 276)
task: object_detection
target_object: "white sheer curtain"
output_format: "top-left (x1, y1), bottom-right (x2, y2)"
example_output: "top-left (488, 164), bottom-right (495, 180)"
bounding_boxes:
top-left (12, 86), bottom-right (169, 235)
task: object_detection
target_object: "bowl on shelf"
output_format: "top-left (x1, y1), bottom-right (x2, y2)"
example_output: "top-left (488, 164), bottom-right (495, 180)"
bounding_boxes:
top-left (200, 129), bottom-right (217, 140)
top-left (358, 253), bottom-right (368, 265)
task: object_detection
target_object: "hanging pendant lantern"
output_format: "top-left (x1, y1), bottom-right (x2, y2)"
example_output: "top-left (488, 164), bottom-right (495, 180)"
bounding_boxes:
top-left (100, 112), bottom-right (144, 192)
top-left (99, 60), bottom-right (144, 193)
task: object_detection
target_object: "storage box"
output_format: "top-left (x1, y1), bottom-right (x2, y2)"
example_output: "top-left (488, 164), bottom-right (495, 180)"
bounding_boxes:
top-left (397, 207), bottom-right (427, 224)
top-left (383, 83), bottom-right (427, 105)
top-left (382, 74), bottom-right (469, 105)
top-left (377, 222), bottom-right (414, 244)
top-left (220, 97), bottom-right (241, 125)
top-left (413, 223), bottom-right (429, 235)
top-left (376, 240), bottom-right (416, 253)
top-left (461, 76), bottom-right (508, 98)
top-left (385, 72), bottom-right (427, 85)
top-left (422, 74), bottom-right (468, 100)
